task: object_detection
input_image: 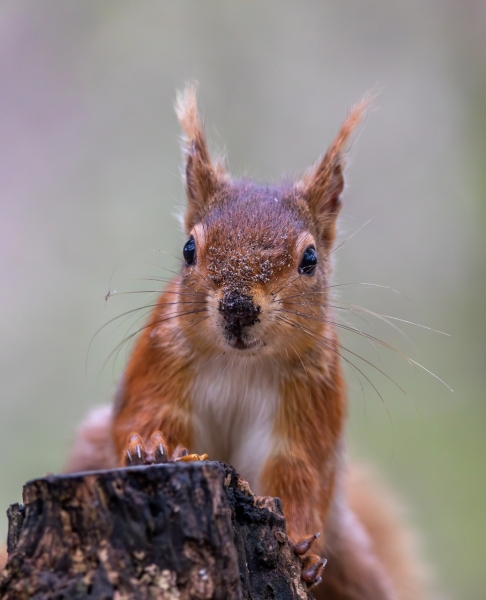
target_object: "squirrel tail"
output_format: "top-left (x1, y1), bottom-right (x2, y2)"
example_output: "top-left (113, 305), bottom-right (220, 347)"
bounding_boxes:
top-left (63, 404), bottom-right (117, 473)
top-left (346, 464), bottom-right (434, 600)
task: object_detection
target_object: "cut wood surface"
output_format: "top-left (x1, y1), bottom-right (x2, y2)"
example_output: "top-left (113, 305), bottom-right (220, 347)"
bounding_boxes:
top-left (0, 461), bottom-right (312, 600)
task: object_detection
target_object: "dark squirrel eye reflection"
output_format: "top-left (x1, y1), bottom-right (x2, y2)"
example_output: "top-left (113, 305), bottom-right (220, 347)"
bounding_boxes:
top-left (298, 246), bottom-right (317, 275)
top-left (183, 236), bottom-right (196, 265)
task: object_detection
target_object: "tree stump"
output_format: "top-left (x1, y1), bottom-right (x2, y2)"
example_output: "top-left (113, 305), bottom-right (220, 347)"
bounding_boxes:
top-left (0, 462), bottom-right (312, 600)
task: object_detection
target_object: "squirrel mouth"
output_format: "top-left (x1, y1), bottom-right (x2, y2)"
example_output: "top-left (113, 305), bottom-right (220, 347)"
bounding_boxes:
top-left (227, 333), bottom-right (264, 351)
top-left (223, 324), bottom-right (261, 350)
top-left (234, 337), bottom-right (250, 350)
top-left (222, 316), bottom-right (264, 351)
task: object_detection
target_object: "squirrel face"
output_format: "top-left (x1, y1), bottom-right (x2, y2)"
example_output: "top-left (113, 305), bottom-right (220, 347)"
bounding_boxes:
top-left (180, 181), bottom-right (328, 356)
top-left (170, 85), bottom-right (370, 360)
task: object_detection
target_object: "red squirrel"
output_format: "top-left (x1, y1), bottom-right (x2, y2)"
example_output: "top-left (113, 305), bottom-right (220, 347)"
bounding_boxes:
top-left (66, 85), bottom-right (430, 599)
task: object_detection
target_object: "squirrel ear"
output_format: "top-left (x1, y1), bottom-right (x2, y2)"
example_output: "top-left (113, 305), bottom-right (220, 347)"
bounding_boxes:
top-left (175, 84), bottom-right (227, 231)
top-left (297, 95), bottom-right (372, 244)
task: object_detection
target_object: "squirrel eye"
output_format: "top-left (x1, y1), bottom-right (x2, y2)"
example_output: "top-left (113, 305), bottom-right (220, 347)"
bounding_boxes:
top-left (183, 236), bottom-right (196, 265)
top-left (298, 246), bottom-right (317, 275)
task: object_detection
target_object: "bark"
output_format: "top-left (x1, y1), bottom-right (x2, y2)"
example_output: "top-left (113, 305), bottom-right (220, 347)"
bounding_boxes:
top-left (0, 461), bottom-right (312, 600)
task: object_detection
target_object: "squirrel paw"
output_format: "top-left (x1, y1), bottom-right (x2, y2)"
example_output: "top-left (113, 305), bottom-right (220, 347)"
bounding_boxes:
top-left (125, 433), bottom-right (146, 466)
top-left (151, 431), bottom-right (169, 464)
top-left (293, 532), bottom-right (320, 556)
top-left (301, 554), bottom-right (327, 587)
top-left (124, 431), bottom-right (169, 466)
top-left (124, 435), bottom-right (208, 467)
top-left (293, 533), bottom-right (327, 588)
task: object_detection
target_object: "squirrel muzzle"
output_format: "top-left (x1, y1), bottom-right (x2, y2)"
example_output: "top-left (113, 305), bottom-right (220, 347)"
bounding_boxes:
top-left (219, 290), bottom-right (261, 340)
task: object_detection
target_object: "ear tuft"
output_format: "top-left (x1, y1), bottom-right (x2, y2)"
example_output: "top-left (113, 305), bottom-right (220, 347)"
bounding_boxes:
top-left (175, 83), bottom-right (226, 231)
top-left (175, 83), bottom-right (202, 153)
top-left (298, 93), bottom-right (373, 226)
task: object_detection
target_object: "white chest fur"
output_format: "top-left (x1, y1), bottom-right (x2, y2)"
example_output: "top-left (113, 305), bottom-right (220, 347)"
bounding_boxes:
top-left (190, 355), bottom-right (280, 494)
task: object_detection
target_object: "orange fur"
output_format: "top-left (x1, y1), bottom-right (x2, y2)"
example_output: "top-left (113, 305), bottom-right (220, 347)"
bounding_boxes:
top-left (261, 341), bottom-right (345, 546)
top-left (112, 280), bottom-right (196, 460)
top-left (65, 86), bottom-right (431, 599)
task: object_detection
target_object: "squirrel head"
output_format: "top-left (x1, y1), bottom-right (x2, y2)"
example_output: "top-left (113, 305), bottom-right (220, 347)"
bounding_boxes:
top-left (173, 84), bottom-right (370, 359)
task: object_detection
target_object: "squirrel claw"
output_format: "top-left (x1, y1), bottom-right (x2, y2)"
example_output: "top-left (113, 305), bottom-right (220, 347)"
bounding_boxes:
top-left (301, 556), bottom-right (327, 585)
top-left (125, 434), bottom-right (146, 466)
top-left (154, 443), bottom-right (168, 463)
top-left (150, 432), bottom-right (168, 464)
top-left (294, 532), bottom-right (320, 555)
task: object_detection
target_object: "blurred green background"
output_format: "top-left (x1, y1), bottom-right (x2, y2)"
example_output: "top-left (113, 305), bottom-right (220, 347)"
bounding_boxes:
top-left (0, 2), bottom-right (485, 598)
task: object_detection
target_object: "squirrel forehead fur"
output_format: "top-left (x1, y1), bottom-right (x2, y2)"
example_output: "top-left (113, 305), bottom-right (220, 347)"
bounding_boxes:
top-left (194, 182), bottom-right (311, 293)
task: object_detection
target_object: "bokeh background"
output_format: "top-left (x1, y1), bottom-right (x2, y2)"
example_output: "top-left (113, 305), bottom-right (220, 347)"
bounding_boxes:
top-left (1, 1), bottom-right (485, 597)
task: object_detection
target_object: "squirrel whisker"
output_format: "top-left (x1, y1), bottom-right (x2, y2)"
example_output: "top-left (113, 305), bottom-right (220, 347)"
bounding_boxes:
top-left (102, 308), bottom-right (208, 372)
top-left (167, 315), bottom-right (211, 346)
top-left (275, 314), bottom-right (392, 418)
top-left (279, 281), bottom-right (407, 303)
top-left (269, 271), bottom-right (305, 298)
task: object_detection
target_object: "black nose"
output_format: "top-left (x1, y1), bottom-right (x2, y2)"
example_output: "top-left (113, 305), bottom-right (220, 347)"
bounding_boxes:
top-left (219, 290), bottom-right (260, 330)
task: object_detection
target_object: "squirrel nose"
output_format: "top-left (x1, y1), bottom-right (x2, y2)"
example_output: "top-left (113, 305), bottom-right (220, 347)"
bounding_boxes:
top-left (219, 291), bottom-right (260, 329)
